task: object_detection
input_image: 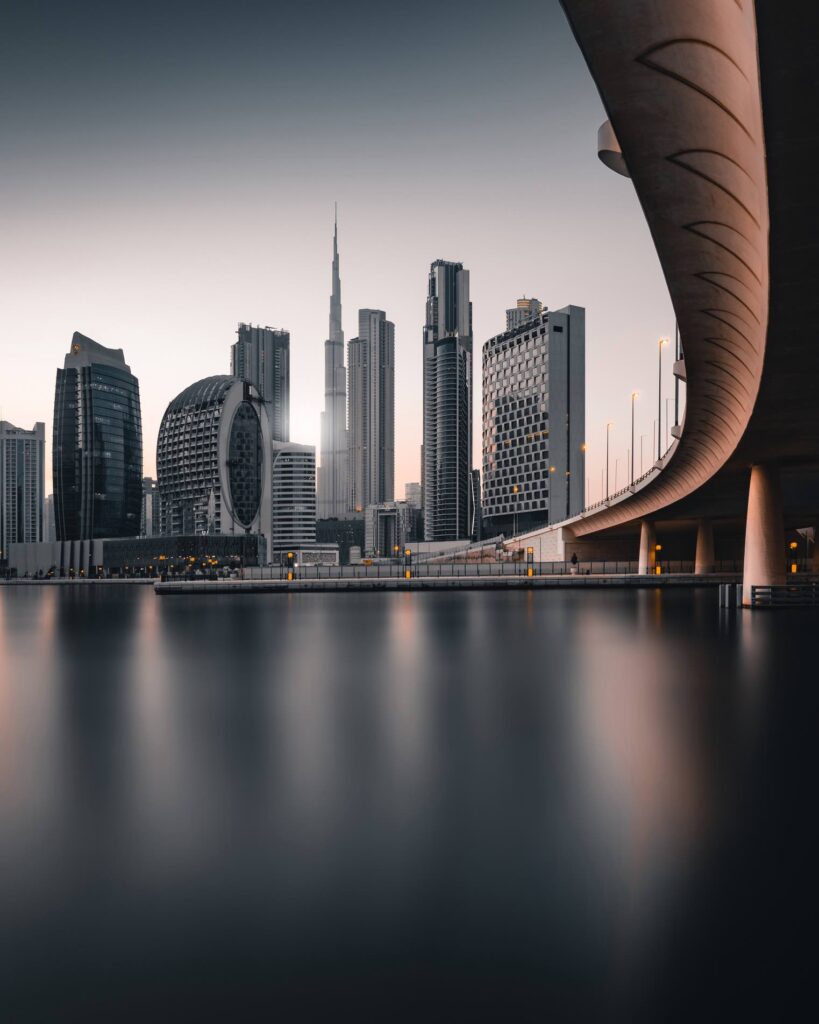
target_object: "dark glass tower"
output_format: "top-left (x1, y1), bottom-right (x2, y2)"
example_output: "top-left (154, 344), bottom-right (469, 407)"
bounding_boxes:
top-left (423, 260), bottom-right (473, 540)
top-left (53, 332), bottom-right (143, 540)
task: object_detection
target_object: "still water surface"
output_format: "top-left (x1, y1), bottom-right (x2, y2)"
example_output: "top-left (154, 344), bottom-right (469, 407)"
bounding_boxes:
top-left (0, 585), bottom-right (814, 1019)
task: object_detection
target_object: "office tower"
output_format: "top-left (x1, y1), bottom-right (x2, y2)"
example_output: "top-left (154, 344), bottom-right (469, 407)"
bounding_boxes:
top-left (469, 468), bottom-right (482, 541)
top-left (423, 260), bottom-right (473, 540)
top-left (270, 442), bottom-right (316, 552)
top-left (506, 296), bottom-right (544, 332)
top-left (231, 323), bottom-right (290, 442)
top-left (157, 376), bottom-right (271, 542)
top-left (43, 493), bottom-right (56, 543)
top-left (404, 482), bottom-right (422, 509)
top-left (53, 332), bottom-right (142, 540)
top-left (482, 305), bottom-right (585, 534)
top-left (0, 421), bottom-right (45, 562)
top-left (364, 501), bottom-right (415, 558)
top-left (141, 477), bottom-right (159, 537)
top-left (318, 209), bottom-right (349, 517)
top-left (348, 309), bottom-right (395, 511)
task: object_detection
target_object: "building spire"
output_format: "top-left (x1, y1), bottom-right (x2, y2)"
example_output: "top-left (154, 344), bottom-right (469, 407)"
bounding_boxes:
top-left (329, 204), bottom-right (343, 344)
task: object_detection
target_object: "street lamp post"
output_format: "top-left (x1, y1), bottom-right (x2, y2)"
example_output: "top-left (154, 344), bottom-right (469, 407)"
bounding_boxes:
top-left (630, 391), bottom-right (638, 485)
top-left (658, 337), bottom-right (669, 459)
top-left (606, 422), bottom-right (613, 499)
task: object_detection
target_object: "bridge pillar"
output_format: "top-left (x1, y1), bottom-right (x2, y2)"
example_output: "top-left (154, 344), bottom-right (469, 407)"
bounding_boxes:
top-left (742, 464), bottom-right (785, 605)
top-left (812, 525), bottom-right (819, 574)
top-left (695, 519), bottom-right (715, 575)
top-left (638, 521), bottom-right (656, 574)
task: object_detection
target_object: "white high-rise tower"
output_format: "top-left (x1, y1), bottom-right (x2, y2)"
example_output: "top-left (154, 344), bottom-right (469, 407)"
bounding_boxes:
top-left (318, 206), bottom-right (349, 517)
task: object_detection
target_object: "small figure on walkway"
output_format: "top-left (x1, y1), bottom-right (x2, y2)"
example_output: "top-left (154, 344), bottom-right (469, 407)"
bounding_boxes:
top-left (570, 552), bottom-right (578, 566)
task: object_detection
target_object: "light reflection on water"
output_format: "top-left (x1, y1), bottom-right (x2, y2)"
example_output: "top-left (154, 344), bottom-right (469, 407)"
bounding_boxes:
top-left (0, 584), bottom-right (811, 1019)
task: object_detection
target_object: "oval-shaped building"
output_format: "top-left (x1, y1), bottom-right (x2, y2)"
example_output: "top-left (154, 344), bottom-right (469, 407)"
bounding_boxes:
top-left (157, 376), bottom-right (271, 540)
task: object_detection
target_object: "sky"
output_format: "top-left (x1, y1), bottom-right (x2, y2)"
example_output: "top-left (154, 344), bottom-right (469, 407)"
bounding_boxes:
top-left (0, 0), bottom-right (675, 505)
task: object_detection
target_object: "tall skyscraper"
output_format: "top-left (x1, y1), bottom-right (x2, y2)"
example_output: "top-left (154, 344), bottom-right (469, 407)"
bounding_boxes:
top-left (0, 420), bottom-right (45, 562)
top-left (423, 260), bottom-right (473, 541)
top-left (482, 305), bottom-right (585, 534)
top-left (231, 323), bottom-right (290, 442)
top-left (318, 208), bottom-right (349, 517)
top-left (506, 296), bottom-right (544, 332)
top-left (53, 333), bottom-right (142, 540)
top-left (348, 309), bottom-right (394, 511)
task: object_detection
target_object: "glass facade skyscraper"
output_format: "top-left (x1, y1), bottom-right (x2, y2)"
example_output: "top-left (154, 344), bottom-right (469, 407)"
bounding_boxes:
top-left (231, 323), bottom-right (290, 443)
top-left (348, 309), bottom-right (394, 512)
top-left (423, 260), bottom-right (473, 541)
top-left (52, 333), bottom-right (142, 540)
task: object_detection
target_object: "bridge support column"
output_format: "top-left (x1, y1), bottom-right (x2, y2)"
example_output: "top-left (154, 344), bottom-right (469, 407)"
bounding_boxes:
top-left (742, 464), bottom-right (785, 606)
top-left (812, 524), bottom-right (819, 574)
top-left (695, 519), bottom-right (715, 575)
top-left (638, 521), bottom-right (656, 575)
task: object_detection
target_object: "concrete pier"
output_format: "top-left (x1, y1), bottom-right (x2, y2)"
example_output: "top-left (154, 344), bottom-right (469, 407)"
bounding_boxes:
top-left (743, 464), bottom-right (786, 605)
top-left (695, 519), bottom-right (715, 575)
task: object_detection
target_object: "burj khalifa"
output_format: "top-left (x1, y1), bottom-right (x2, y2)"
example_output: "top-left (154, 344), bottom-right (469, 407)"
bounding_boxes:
top-left (318, 207), bottom-right (349, 517)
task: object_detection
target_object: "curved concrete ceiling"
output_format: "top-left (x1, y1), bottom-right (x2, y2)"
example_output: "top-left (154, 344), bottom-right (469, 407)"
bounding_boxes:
top-left (560, 0), bottom-right (770, 537)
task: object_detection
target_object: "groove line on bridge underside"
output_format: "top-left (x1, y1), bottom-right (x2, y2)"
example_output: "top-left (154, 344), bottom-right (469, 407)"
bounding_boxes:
top-left (704, 360), bottom-right (755, 400)
top-left (701, 309), bottom-right (759, 352)
top-left (694, 272), bottom-right (762, 323)
top-left (666, 151), bottom-right (761, 229)
top-left (683, 221), bottom-right (763, 284)
top-left (703, 337), bottom-right (758, 379)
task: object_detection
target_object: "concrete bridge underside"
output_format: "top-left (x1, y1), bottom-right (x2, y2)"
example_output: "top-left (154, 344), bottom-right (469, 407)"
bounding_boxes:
top-left (530, 0), bottom-right (819, 601)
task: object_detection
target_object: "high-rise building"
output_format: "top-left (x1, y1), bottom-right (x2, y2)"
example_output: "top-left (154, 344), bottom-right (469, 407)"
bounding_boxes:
top-left (482, 306), bottom-right (585, 534)
top-left (0, 420), bottom-right (45, 563)
top-left (423, 260), bottom-right (473, 541)
top-left (157, 376), bottom-right (271, 542)
top-left (53, 332), bottom-right (142, 540)
top-left (270, 442), bottom-right (316, 553)
top-left (364, 501), bottom-right (415, 558)
top-left (506, 297), bottom-right (544, 332)
top-left (231, 323), bottom-right (289, 442)
top-left (404, 482), bottom-right (422, 509)
top-left (141, 477), bottom-right (159, 537)
top-left (318, 209), bottom-right (349, 517)
top-left (469, 468), bottom-right (482, 541)
top-left (348, 309), bottom-right (394, 511)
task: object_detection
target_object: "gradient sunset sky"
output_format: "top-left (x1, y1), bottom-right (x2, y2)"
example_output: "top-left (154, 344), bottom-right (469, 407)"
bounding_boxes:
top-left (1, 0), bottom-right (675, 502)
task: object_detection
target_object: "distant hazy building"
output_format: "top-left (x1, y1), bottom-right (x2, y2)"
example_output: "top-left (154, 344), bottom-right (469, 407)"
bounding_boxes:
top-left (423, 260), bottom-right (473, 541)
top-left (506, 297), bottom-right (544, 332)
top-left (53, 332), bottom-right (142, 540)
top-left (348, 308), bottom-right (394, 511)
top-left (270, 442), bottom-right (316, 552)
top-left (404, 482), bottom-right (422, 509)
top-left (482, 306), bottom-right (585, 534)
top-left (0, 420), bottom-right (45, 562)
top-left (231, 323), bottom-right (290, 442)
top-left (318, 210), bottom-right (349, 517)
top-left (364, 500), bottom-right (415, 558)
top-left (43, 493), bottom-right (56, 543)
top-left (157, 376), bottom-right (271, 543)
top-left (141, 477), bottom-right (158, 537)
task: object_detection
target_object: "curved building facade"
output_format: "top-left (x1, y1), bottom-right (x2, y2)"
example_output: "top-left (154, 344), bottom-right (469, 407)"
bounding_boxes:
top-left (53, 332), bottom-right (142, 540)
top-left (157, 376), bottom-right (271, 540)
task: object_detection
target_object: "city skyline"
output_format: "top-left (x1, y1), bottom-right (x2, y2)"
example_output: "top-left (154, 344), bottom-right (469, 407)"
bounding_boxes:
top-left (0, 0), bottom-right (674, 504)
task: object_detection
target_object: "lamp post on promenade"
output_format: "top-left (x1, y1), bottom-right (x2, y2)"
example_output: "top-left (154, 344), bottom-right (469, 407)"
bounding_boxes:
top-left (658, 337), bottom-right (669, 459)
